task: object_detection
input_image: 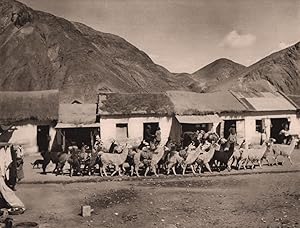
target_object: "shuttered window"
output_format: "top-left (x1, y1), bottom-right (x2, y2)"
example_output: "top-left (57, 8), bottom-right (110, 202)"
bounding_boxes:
top-left (116, 124), bottom-right (128, 140)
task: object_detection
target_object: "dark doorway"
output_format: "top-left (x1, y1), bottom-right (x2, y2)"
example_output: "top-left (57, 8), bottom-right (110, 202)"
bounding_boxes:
top-left (181, 123), bottom-right (209, 134)
top-left (271, 118), bottom-right (289, 143)
top-left (143, 122), bottom-right (159, 140)
top-left (37, 125), bottom-right (50, 152)
top-left (224, 120), bottom-right (236, 139)
top-left (64, 128), bottom-right (95, 148)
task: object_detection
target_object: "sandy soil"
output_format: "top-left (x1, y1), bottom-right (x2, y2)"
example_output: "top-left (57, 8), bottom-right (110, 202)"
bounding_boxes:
top-left (8, 172), bottom-right (300, 228)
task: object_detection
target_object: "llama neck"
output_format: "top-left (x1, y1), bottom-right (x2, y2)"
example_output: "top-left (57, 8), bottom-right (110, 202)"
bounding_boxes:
top-left (207, 146), bottom-right (216, 157)
top-left (159, 146), bottom-right (165, 155)
top-left (120, 147), bottom-right (129, 162)
top-left (289, 139), bottom-right (297, 151)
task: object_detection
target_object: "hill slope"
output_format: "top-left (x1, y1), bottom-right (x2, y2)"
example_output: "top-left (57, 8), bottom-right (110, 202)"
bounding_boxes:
top-left (192, 58), bottom-right (246, 82)
top-left (0, 0), bottom-right (188, 103)
top-left (207, 42), bottom-right (300, 94)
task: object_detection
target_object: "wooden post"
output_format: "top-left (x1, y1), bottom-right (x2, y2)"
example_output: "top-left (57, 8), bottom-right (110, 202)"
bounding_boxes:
top-left (90, 130), bottom-right (94, 148)
top-left (62, 130), bottom-right (66, 152)
top-left (220, 121), bottom-right (225, 138)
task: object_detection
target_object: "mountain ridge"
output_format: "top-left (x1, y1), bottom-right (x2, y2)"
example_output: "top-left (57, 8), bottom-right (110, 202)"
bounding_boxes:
top-left (0, 0), bottom-right (190, 103)
top-left (207, 42), bottom-right (300, 94)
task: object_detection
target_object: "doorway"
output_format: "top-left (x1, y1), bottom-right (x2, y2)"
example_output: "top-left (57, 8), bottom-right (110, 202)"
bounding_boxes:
top-left (37, 125), bottom-right (50, 152)
top-left (143, 122), bottom-right (159, 140)
top-left (64, 128), bottom-right (96, 148)
top-left (181, 123), bottom-right (209, 134)
top-left (271, 118), bottom-right (289, 143)
top-left (224, 120), bottom-right (236, 139)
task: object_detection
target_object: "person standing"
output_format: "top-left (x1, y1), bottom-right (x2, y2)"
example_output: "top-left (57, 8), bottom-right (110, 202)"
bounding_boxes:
top-left (7, 145), bottom-right (17, 191)
top-left (279, 123), bottom-right (292, 144)
top-left (16, 145), bottom-right (24, 183)
top-left (108, 139), bottom-right (118, 153)
top-left (225, 126), bottom-right (237, 151)
top-left (0, 144), bottom-right (25, 214)
top-left (144, 125), bottom-right (154, 143)
top-left (93, 135), bottom-right (103, 152)
top-left (154, 127), bottom-right (161, 146)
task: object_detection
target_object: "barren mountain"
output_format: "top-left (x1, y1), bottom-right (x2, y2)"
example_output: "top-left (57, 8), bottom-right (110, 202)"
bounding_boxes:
top-left (207, 42), bottom-right (300, 94)
top-left (192, 58), bottom-right (246, 82)
top-left (0, 0), bottom-right (189, 103)
top-left (172, 73), bottom-right (206, 92)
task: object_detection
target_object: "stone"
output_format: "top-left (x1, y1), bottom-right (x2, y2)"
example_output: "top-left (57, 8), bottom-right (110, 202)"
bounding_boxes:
top-left (81, 206), bottom-right (92, 217)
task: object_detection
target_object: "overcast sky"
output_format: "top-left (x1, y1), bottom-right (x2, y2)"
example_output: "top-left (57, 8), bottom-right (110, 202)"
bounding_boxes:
top-left (20, 0), bottom-right (300, 73)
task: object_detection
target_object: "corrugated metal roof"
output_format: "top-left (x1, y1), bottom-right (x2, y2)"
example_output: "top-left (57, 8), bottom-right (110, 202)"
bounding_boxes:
top-left (175, 114), bottom-right (221, 124)
top-left (55, 123), bottom-right (99, 128)
top-left (231, 91), bottom-right (296, 111)
top-left (58, 104), bottom-right (97, 124)
top-left (287, 95), bottom-right (300, 109)
top-left (167, 91), bottom-right (247, 115)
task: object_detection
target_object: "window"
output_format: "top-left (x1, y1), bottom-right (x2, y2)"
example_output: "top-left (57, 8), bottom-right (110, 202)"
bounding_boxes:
top-left (256, 120), bottom-right (263, 133)
top-left (116, 123), bottom-right (128, 140)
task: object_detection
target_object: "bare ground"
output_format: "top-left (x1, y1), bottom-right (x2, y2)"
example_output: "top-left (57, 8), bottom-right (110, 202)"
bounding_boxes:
top-left (10, 172), bottom-right (300, 228)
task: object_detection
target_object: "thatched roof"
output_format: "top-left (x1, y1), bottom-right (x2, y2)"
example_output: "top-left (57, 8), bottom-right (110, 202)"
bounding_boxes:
top-left (166, 90), bottom-right (247, 115)
top-left (98, 93), bottom-right (174, 116)
top-left (58, 104), bottom-right (97, 125)
top-left (231, 91), bottom-right (297, 111)
top-left (0, 90), bottom-right (59, 124)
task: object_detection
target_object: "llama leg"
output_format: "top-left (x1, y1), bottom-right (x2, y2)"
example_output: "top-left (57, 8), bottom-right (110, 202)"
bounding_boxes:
top-left (130, 165), bottom-right (134, 176)
top-left (152, 165), bottom-right (158, 177)
top-left (167, 164), bottom-right (171, 175)
top-left (122, 163), bottom-right (126, 173)
top-left (288, 156), bottom-right (293, 165)
top-left (172, 166), bottom-right (177, 176)
top-left (204, 163), bottom-right (212, 173)
top-left (198, 165), bottom-right (202, 174)
top-left (250, 160), bottom-right (255, 170)
top-left (238, 160), bottom-right (243, 170)
top-left (118, 166), bottom-right (123, 176)
top-left (182, 165), bottom-right (186, 175)
top-left (228, 157), bottom-right (233, 170)
top-left (227, 160), bottom-right (232, 172)
top-left (191, 164), bottom-right (196, 175)
top-left (102, 165), bottom-right (108, 177)
top-left (99, 167), bottom-right (103, 177)
top-left (258, 160), bottom-right (262, 168)
top-left (111, 168), bottom-right (117, 177)
top-left (69, 165), bottom-right (73, 177)
top-left (243, 159), bottom-right (248, 170)
top-left (135, 165), bottom-right (140, 177)
top-left (144, 166), bottom-right (150, 177)
top-left (274, 156), bottom-right (279, 166)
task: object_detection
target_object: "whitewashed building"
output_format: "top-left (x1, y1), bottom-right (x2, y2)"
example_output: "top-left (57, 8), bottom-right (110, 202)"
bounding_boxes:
top-left (97, 93), bottom-right (174, 148)
top-left (229, 91), bottom-right (299, 145)
top-left (0, 90), bottom-right (59, 154)
top-left (166, 90), bottom-right (247, 144)
top-left (54, 102), bottom-right (99, 151)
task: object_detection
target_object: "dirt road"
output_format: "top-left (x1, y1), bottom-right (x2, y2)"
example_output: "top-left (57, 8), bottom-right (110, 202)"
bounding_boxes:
top-left (10, 172), bottom-right (300, 228)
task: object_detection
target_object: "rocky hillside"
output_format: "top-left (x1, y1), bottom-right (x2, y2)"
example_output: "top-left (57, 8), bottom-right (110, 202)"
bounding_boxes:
top-left (192, 58), bottom-right (246, 82)
top-left (0, 0), bottom-right (189, 103)
top-left (207, 42), bottom-right (300, 94)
